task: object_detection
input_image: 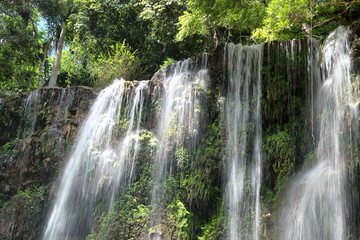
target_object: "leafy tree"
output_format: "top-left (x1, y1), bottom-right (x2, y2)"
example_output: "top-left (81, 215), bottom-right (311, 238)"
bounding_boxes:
top-left (252, 0), bottom-right (360, 41)
top-left (68, 0), bottom-right (203, 79)
top-left (311, 0), bottom-right (360, 39)
top-left (38, 0), bottom-right (77, 87)
top-left (137, 0), bottom-right (204, 71)
top-left (252, 0), bottom-right (312, 41)
top-left (1, 0), bottom-right (360, 91)
top-left (56, 40), bottom-right (97, 88)
top-left (176, 0), bottom-right (266, 47)
top-left (0, 0), bottom-right (43, 92)
top-left (61, 0), bottom-right (151, 83)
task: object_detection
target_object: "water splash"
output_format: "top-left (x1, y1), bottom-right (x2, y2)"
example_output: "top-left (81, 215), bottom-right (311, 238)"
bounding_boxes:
top-left (280, 26), bottom-right (355, 240)
top-left (43, 79), bottom-right (148, 240)
top-left (225, 43), bottom-right (263, 240)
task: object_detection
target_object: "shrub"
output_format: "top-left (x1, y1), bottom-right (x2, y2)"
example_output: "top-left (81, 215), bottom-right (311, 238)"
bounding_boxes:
top-left (92, 40), bottom-right (144, 88)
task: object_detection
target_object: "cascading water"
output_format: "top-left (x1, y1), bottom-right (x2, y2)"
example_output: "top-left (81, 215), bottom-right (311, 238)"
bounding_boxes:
top-left (17, 90), bottom-right (41, 138)
top-left (280, 26), bottom-right (356, 240)
top-left (43, 79), bottom-right (148, 240)
top-left (150, 57), bottom-right (208, 231)
top-left (225, 43), bottom-right (263, 240)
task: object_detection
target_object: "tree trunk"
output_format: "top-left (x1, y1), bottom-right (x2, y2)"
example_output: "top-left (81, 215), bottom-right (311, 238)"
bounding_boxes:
top-left (38, 41), bottom-right (51, 88)
top-left (48, 24), bottom-right (66, 87)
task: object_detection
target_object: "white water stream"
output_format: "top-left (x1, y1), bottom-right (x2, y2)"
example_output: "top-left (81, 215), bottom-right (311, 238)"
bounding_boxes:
top-left (280, 26), bottom-right (356, 240)
top-left (225, 43), bottom-right (263, 240)
top-left (43, 79), bottom-right (148, 240)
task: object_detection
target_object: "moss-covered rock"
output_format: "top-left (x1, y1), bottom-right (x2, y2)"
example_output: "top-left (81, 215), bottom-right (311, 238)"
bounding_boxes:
top-left (0, 87), bottom-right (96, 239)
top-left (0, 186), bottom-right (48, 240)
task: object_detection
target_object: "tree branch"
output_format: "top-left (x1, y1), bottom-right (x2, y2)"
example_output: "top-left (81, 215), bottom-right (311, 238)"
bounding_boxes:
top-left (312, 2), bottom-right (354, 29)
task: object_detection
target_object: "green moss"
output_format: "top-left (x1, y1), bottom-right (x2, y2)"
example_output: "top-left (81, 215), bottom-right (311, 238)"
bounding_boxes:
top-left (264, 129), bottom-right (295, 204)
top-left (0, 193), bottom-right (10, 211)
top-left (179, 122), bottom-right (222, 205)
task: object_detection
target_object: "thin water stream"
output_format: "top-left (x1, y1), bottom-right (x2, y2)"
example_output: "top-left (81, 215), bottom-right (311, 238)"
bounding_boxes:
top-left (225, 43), bottom-right (263, 240)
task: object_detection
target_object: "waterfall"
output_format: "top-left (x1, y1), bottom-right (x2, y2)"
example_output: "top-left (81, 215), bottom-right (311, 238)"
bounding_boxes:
top-left (280, 26), bottom-right (356, 240)
top-left (150, 57), bottom-right (208, 233)
top-left (17, 90), bottom-right (41, 138)
top-left (42, 79), bottom-right (148, 240)
top-left (225, 43), bottom-right (263, 240)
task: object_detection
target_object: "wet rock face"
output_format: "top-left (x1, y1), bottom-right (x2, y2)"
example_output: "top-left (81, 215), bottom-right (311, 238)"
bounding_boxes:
top-left (0, 94), bottom-right (24, 147)
top-left (0, 187), bottom-right (48, 240)
top-left (0, 87), bottom-right (96, 196)
top-left (350, 20), bottom-right (360, 74)
top-left (0, 87), bottom-right (96, 239)
top-left (0, 87), bottom-right (95, 196)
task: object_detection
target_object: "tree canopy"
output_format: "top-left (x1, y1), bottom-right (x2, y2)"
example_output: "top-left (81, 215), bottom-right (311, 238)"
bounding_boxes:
top-left (0, 0), bottom-right (359, 92)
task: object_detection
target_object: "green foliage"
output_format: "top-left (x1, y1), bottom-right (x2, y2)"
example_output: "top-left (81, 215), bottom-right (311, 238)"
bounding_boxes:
top-left (177, 9), bottom-right (210, 41)
top-left (175, 147), bottom-right (190, 169)
top-left (0, 138), bottom-right (21, 164)
top-left (86, 195), bottom-right (150, 240)
top-left (87, 130), bottom-right (156, 239)
top-left (1, 0), bottom-right (360, 91)
top-left (159, 58), bottom-right (178, 70)
top-left (253, 0), bottom-right (360, 41)
top-left (253, 0), bottom-right (312, 41)
top-left (18, 186), bottom-right (47, 215)
top-left (198, 212), bottom-right (225, 240)
top-left (57, 42), bottom-right (97, 87)
top-left (162, 198), bottom-right (190, 240)
top-left (179, 122), bottom-right (222, 210)
top-left (177, 0), bottom-right (266, 46)
top-left (137, 0), bottom-right (204, 73)
top-left (0, 193), bottom-right (10, 211)
top-left (92, 41), bottom-right (144, 88)
top-left (138, 130), bottom-right (158, 147)
top-left (0, 0), bottom-right (42, 92)
top-left (148, 196), bottom-right (190, 240)
top-left (138, 0), bottom-right (185, 46)
top-left (112, 118), bottom-right (130, 138)
top-left (265, 130), bottom-right (294, 176)
top-left (302, 149), bottom-right (318, 170)
top-left (264, 129), bottom-right (295, 204)
top-left (0, 185), bottom-right (49, 239)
